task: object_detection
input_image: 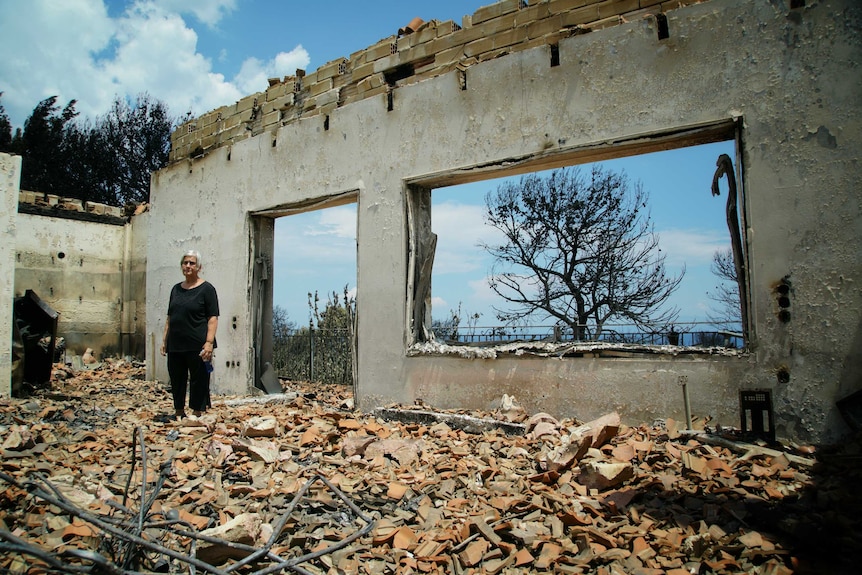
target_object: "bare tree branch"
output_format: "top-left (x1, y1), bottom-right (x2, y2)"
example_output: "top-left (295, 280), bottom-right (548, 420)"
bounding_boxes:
top-left (707, 247), bottom-right (743, 330)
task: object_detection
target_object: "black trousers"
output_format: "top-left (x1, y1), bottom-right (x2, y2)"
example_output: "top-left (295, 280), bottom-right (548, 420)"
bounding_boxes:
top-left (167, 351), bottom-right (211, 412)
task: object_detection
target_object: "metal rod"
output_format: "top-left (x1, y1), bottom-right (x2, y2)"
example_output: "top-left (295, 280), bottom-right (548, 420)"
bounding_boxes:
top-left (680, 376), bottom-right (693, 429)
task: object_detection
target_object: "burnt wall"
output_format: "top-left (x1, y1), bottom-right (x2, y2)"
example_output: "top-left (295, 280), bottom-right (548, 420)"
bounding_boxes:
top-left (148, 0), bottom-right (862, 443)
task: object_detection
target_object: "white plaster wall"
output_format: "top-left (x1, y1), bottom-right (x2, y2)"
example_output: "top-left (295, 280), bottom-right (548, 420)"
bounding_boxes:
top-left (405, 354), bottom-right (743, 427)
top-left (147, 161), bottom-right (257, 394)
top-left (148, 0), bottom-right (862, 442)
top-left (0, 153), bottom-right (21, 396)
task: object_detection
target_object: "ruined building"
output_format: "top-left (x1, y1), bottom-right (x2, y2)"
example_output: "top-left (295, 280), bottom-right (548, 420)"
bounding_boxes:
top-left (2, 0), bottom-right (860, 444)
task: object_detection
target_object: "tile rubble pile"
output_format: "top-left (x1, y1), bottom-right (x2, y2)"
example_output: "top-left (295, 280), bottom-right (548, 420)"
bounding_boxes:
top-left (0, 359), bottom-right (858, 574)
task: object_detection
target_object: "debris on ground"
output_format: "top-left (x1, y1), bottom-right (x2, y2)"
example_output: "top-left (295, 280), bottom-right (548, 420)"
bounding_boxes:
top-left (0, 360), bottom-right (858, 573)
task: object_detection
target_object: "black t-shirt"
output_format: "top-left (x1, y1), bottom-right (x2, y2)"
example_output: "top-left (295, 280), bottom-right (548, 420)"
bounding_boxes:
top-left (166, 281), bottom-right (220, 353)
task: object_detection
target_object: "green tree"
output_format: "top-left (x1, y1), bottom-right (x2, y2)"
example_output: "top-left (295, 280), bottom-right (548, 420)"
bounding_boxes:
top-left (94, 94), bottom-right (174, 204)
top-left (0, 93), bottom-right (12, 151)
top-left (482, 165), bottom-right (684, 340)
top-left (17, 96), bottom-right (79, 196)
top-left (8, 93), bottom-right (177, 205)
top-left (308, 288), bottom-right (355, 331)
top-left (304, 287), bottom-right (356, 384)
top-left (60, 117), bottom-right (116, 204)
top-left (272, 305), bottom-right (304, 376)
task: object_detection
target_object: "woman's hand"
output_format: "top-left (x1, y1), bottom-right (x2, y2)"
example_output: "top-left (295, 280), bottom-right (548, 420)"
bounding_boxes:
top-left (200, 341), bottom-right (214, 361)
top-left (162, 318), bottom-right (170, 357)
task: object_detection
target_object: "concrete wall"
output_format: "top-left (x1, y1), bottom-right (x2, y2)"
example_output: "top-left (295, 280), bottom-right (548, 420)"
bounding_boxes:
top-left (13, 195), bottom-right (147, 361)
top-left (148, 0), bottom-right (862, 443)
top-left (125, 211), bottom-right (148, 358)
top-left (0, 173), bottom-right (147, 394)
top-left (0, 153), bottom-right (21, 396)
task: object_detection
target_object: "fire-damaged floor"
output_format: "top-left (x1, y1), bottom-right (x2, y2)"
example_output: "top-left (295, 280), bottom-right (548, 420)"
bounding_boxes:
top-left (0, 360), bottom-right (859, 574)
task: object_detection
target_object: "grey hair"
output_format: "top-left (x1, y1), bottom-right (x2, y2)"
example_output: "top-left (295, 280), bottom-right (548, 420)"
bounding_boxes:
top-left (180, 250), bottom-right (202, 268)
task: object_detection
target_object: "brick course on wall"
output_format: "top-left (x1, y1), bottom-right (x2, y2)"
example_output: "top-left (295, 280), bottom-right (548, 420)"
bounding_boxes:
top-left (17, 190), bottom-right (126, 220)
top-left (169, 0), bottom-right (703, 162)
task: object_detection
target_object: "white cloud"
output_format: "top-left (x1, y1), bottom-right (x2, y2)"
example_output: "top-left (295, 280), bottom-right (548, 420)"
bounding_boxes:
top-left (305, 206), bottom-right (356, 239)
top-left (467, 277), bottom-right (498, 303)
top-left (274, 208), bottom-right (356, 268)
top-left (0, 0), bottom-right (307, 128)
top-left (656, 228), bottom-right (728, 267)
top-left (103, 3), bottom-right (244, 116)
top-left (432, 199), bottom-right (503, 275)
top-left (434, 248), bottom-right (485, 275)
top-left (234, 46), bottom-right (310, 95)
top-left (433, 200), bottom-right (497, 244)
top-left (0, 0), bottom-right (115, 124)
top-left (272, 210), bottom-right (356, 320)
top-left (152, 0), bottom-right (238, 27)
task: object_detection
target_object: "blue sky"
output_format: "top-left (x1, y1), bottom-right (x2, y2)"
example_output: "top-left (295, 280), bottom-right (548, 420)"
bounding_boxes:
top-left (274, 140), bottom-right (735, 329)
top-left (430, 142), bottom-right (736, 329)
top-left (0, 0), bottom-right (737, 329)
top-left (0, 0), bottom-right (501, 128)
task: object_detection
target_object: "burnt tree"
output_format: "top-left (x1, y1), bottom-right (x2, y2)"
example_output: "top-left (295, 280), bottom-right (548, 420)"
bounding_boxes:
top-left (482, 166), bottom-right (684, 340)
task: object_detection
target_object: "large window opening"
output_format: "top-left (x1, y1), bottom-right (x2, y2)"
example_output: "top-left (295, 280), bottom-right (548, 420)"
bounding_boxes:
top-left (269, 203), bottom-right (357, 386)
top-left (410, 129), bottom-right (746, 354)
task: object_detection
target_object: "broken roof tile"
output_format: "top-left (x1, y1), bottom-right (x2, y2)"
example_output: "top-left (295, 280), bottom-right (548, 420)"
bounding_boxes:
top-left (0, 363), bottom-right (851, 574)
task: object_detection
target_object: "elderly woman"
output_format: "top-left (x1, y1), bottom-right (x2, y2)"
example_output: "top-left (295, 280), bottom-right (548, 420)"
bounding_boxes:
top-left (160, 250), bottom-right (219, 418)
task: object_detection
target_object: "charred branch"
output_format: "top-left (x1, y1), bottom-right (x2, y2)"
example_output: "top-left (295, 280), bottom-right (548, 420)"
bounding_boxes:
top-left (0, 426), bottom-right (373, 574)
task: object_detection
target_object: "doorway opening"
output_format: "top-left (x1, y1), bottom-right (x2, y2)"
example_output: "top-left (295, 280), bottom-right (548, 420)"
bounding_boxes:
top-left (251, 194), bottom-right (357, 391)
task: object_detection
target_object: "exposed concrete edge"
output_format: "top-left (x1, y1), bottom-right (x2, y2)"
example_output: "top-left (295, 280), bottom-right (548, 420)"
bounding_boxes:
top-left (374, 406), bottom-right (526, 436)
top-left (216, 393), bottom-right (299, 407)
top-left (18, 201), bottom-right (128, 226)
top-left (407, 340), bottom-right (747, 359)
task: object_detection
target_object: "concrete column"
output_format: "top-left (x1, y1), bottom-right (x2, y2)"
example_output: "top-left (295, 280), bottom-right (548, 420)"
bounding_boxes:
top-left (0, 153), bottom-right (22, 396)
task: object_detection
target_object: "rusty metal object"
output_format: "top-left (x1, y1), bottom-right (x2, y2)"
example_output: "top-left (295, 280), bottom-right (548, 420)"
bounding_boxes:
top-left (712, 154), bottom-right (749, 344)
top-left (12, 289), bottom-right (60, 392)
